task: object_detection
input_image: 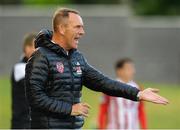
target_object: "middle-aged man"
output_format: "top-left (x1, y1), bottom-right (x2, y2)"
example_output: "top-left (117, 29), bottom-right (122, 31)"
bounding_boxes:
top-left (25, 8), bottom-right (169, 129)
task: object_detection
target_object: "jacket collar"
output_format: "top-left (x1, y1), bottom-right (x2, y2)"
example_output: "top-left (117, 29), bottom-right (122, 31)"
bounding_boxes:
top-left (35, 29), bottom-right (76, 57)
top-left (19, 55), bottom-right (28, 63)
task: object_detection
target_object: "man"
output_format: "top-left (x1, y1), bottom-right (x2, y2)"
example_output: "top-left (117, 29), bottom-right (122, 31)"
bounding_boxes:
top-left (98, 58), bottom-right (147, 129)
top-left (11, 33), bottom-right (36, 129)
top-left (25, 8), bottom-right (168, 129)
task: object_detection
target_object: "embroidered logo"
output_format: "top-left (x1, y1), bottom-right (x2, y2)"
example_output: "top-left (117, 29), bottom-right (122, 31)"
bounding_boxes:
top-left (76, 66), bottom-right (82, 75)
top-left (73, 62), bottom-right (82, 75)
top-left (56, 62), bottom-right (64, 73)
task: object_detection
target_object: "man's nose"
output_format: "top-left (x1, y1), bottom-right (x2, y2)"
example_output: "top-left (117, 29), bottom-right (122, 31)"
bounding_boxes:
top-left (79, 28), bottom-right (85, 36)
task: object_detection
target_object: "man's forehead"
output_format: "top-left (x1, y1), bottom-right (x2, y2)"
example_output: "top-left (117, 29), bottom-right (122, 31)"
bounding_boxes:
top-left (68, 13), bottom-right (84, 25)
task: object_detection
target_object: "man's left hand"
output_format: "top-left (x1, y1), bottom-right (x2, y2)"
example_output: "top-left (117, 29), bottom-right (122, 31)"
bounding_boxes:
top-left (138, 88), bottom-right (169, 105)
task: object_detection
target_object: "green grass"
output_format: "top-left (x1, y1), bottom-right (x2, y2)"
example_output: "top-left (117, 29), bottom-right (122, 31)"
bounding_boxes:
top-left (0, 77), bottom-right (11, 128)
top-left (0, 77), bottom-right (180, 128)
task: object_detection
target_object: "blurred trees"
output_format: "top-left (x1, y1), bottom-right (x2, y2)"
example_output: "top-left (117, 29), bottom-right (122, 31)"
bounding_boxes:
top-left (22, 0), bottom-right (72, 5)
top-left (72, 0), bottom-right (121, 4)
top-left (0, 0), bottom-right (121, 5)
top-left (0, 0), bottom-right (21, 5)
top-left (1, 0), bottom-right (180, 15)
top-left (131, 0), bottom-right (180, 15)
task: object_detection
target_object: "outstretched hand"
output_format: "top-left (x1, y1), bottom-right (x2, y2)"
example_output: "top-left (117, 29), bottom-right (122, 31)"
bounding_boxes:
top-left (138, 88), bottom-right (169, 105)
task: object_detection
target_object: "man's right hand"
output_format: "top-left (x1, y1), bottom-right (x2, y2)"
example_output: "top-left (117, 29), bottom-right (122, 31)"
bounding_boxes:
top-left (71, 103), bottom-right (91, 117)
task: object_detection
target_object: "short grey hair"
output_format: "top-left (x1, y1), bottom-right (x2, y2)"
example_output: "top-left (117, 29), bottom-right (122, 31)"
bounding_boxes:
top-left (52, 8), bottom-right (80, 32)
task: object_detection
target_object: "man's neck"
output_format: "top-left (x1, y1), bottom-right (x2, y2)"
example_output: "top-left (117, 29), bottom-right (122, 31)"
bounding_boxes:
top-left (52, 33), bottom-right (69, 51)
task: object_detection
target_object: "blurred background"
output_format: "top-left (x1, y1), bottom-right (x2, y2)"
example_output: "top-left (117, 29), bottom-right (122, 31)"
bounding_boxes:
top-left (0, 0), bottom-right (180, 129)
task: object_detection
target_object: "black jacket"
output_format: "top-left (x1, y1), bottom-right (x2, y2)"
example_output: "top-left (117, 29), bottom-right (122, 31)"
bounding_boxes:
top-left (11, 56), bottom-right (30, 129)
top-left (25, 29), bottom-right (140, 129)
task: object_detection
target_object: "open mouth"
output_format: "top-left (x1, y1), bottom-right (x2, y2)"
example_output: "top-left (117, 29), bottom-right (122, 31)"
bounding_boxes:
top-left (74, 37), bottom-right (80, 43)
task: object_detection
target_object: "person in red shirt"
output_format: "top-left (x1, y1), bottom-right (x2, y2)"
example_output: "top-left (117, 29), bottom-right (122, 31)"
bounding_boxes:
top-left (98, 58), bottom-right (147, 129)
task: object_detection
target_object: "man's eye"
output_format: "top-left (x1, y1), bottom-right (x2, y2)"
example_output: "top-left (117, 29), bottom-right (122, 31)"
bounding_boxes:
top-left (76, 26), bottom-right (81, 28)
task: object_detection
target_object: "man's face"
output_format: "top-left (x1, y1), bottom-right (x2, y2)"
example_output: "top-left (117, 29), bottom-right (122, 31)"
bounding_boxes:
top-left (63, 13), bottom-right (85, 49)
top-left (117, 62), bottom-right (136, 82)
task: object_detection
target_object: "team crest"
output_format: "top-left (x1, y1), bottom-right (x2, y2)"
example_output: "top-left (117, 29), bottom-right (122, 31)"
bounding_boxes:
top-left (56, 62), bottom-right (64, 73)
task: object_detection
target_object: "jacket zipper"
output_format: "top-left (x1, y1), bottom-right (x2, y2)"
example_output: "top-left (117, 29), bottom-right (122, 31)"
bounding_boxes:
top-left (67, 56), bottom-right (75, 128)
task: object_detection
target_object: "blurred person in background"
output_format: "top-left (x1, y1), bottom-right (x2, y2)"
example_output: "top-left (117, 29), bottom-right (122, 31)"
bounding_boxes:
top-left (98, 58), bottom-right (147, 129)
top-left (11, 32), bottom-right (36, 129)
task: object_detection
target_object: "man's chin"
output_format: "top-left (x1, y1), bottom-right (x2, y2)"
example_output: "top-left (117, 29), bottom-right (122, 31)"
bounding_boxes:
top-left (73, 45), bottom-right (78, 49)
top-left (72, 43), bottom-right (78, 49)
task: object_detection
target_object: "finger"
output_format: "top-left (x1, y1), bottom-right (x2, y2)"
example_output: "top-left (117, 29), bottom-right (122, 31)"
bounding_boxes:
top-left (156, 96), bottom-right (169, 104)
top-left (82, 109), bottom-right (89, 115)
top-left (151, 100), bottom-right (167, 105)
top-left (144, 92), bottom-right (168, 105)
top-left (149, 90), bottom-right (169, 103)
top-left (150, 88), bottom-right (159, 93)
top-left (150, 95), bottom-right (169, 105)
top-left (82, 103), bottom-right (91, 109)
top-left (155, 99), bottom-right (168, 105)
top-left (80, 111), bottom-right (89, 117)
top-left (153, 93), bottom-right (169, 103)
top-left (148, 95), bottom-right (167, 105)
top-left (82, 107), bottom-right (89, 114)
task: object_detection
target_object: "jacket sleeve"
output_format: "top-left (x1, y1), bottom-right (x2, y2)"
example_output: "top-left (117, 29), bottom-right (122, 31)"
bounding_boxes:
top-left (82, 57), bottom-right (140, 101)
top-left (25, 50), bottom-right (72, 116)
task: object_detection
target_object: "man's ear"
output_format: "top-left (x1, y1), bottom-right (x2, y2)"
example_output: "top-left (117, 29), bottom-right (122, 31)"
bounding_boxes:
top-left (57, 24), bottom-right (66, 35)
